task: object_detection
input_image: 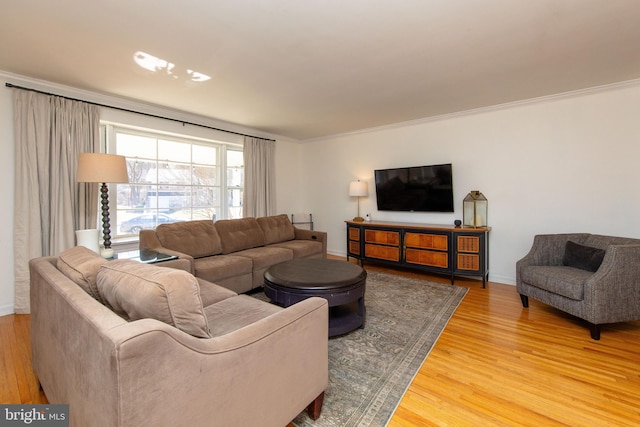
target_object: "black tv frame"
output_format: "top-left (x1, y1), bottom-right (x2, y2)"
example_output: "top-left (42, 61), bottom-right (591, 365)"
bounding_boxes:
top-left (374, 163), bottom-right (454, 213)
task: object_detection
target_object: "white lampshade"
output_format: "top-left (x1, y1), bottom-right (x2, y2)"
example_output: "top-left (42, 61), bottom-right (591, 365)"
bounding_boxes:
top-left (77, 153), bottom-right (129, 183)
top-left (349, 180), bottom-right (368, 197)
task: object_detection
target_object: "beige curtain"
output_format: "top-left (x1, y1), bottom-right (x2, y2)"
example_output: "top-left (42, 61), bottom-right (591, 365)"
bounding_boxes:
top-left (13, 90), bottom-right (99, 313)
top-left (243, 136), bottom-right (275, 217)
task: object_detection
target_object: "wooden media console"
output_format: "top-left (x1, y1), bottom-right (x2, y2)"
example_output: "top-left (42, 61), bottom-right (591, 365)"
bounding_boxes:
top-left (346, 220), bottom-right (490, 287)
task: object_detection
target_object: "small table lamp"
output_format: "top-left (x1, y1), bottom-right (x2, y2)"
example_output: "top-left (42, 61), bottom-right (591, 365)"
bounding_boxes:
top-left (349, 180), bottom-right (368, 222)
top-left (77, 153), bottom-right (129, 258)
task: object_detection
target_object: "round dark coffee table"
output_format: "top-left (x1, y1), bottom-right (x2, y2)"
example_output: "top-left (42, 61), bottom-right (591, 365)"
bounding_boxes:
top-left (264, 259), bottom-right (366, 337)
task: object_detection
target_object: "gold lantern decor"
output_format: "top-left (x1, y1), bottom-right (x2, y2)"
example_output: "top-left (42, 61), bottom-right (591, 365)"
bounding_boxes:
top-left (463, 191), bottom-right (488, 228)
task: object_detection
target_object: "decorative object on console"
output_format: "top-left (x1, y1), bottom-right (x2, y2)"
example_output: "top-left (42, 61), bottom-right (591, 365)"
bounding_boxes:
top-left (77, 153), bottom-right (129, 258)
top-left (348, 180), bottom-right (368, 222)
top-left (75, 228), bottom-right (100, 254)
top-left (463, 190), bottom-right (488, 228)
top-left (454, 219), bottom-right (462, 227)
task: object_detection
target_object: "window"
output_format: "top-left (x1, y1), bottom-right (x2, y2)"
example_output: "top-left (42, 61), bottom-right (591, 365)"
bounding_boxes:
top-left (103, 124), bottom-right (243, 239)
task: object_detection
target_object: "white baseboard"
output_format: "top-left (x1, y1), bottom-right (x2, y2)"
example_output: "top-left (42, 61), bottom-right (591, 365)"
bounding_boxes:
top-left (0, 303), bottom-right (14, 316)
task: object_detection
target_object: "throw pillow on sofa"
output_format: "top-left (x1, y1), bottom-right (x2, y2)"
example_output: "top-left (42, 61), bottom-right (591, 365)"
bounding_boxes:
top-left (97, 260), bottom-right (212, 338)
top-left (563, 240), bottom-right (606, 272)
top-left (57, 245), bottom-right (108, 303)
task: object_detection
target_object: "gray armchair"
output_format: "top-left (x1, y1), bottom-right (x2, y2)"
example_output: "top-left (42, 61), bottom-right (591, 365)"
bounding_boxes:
top-left (516, 233), bottom-right (640, 340)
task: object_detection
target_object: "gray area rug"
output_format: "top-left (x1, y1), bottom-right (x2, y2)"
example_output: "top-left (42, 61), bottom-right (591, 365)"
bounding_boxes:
top-left (256, 270), bottom-right (468, 426)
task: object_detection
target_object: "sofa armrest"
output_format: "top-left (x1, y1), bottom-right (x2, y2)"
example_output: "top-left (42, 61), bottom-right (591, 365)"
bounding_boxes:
top-left (584, 244), bottom-right (640, 323)
top-left (111, 297), bottom-right (329, 427)
top-left (294, 228), bottom-right (327, 257)
top-left (139, 229), bottom-right (195, 274)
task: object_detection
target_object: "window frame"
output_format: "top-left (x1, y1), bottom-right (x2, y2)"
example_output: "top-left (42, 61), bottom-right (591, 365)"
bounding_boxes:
top-left (101, 123), bottom-right (243, 241)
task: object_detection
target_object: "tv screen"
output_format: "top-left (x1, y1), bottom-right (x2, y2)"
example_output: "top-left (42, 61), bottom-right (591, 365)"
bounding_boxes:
top-left (374, 163), bottom-right (454, 212)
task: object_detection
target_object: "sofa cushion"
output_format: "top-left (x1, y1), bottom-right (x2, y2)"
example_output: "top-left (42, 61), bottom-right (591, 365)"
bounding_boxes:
top-left (520, 265), bottom-right (593, 300)
top-left (97, 260), bottom-right (211, 338)
top-left (194, 255), bottom-right (253, 282)
top-left (215, 217), bottom-right (266, 254)
top-left (257, 214), bottom-right (296, 245)
top-left (196, 278), bottom-right (237, 307)
top-left (563, 240), bottom-right (606, 272)
top-left (267, 240), bottom-right (323, 259)
top-left (156, 220), bottom-right (222, 258)
top-left (233, 246), bottom-right (294, 271)
top-left (203, 295), bottom-right (282, 338)
top-left (57, 246), bottom-right (108, 302)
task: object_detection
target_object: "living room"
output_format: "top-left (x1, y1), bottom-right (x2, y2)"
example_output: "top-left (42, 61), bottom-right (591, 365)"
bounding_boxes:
top-left (1, 1), bottom-right (640, 426)
top-left (2, 58), bottom-right (640, 313)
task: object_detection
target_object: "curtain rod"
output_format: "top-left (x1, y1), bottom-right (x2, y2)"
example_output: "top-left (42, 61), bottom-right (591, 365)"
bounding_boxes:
top-left (5, 82), bottom-right (275, 142)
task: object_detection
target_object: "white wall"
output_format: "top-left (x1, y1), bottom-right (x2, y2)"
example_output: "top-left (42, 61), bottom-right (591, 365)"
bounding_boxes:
top-left (300, 81), bottom-right (640, 285)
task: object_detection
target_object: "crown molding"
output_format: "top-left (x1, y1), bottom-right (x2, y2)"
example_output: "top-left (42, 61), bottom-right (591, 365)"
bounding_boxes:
top-left (303, 78), bottom-right (640, 143)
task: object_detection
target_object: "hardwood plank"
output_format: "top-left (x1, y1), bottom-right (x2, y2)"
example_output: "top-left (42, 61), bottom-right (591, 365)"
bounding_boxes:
top-left (377, 268), bottom-right (640, 427)
top-left (0, 314), bottom-right (46, 404)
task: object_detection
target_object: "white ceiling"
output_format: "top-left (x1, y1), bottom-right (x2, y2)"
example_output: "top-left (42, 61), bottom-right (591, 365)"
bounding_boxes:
top-left (2, 0), bottom-right (640, 140)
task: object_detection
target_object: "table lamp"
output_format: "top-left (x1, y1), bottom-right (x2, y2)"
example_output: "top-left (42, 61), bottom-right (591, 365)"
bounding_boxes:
top-left (77, 153), bottom-right (129, 258)
top-left (349, 180), bottom-right (368, 222)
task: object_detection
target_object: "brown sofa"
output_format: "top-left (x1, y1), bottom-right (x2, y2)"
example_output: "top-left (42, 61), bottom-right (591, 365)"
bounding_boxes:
top-left (139, 214), bottom-right (327, 293)
top-left (30, 246), bottom-right (328, 427)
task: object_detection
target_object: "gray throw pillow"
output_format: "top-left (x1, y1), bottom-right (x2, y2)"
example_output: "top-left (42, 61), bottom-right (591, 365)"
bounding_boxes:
top-left (563, 240), bottom-right (606, 272)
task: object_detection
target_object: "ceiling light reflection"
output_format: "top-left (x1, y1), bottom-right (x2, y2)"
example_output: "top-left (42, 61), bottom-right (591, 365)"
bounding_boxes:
top-left (134, 51), bottom-right (211, 82)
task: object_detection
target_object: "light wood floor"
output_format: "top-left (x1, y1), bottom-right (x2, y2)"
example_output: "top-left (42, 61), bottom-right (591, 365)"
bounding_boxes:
top-left (2, 260), bottom-right (640, 426)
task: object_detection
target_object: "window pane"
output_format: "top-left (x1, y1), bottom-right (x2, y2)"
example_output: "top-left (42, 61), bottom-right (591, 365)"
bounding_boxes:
top-left (116, 133), bottom-right (156, 158)
top-left (227, 166), bottom-right (243, 187)
top-left (227, 150), bottom-right (243, 166)
top-left (192, 165), bottom-right (218, 186)
top-left (158, 161), bottom-right (191, 185)
top-left (228, 188), bottom-right (242, 208)
top-left (193, 145), bottom-right (217, 166)
top-left (117, 183), bottom-right (153, 210)
top-left (193, 186), bottom-right (219, 208)
top-left (127, 159), bottom-right (156, 184)
top-left (158, 139), bottom-right (191, 162)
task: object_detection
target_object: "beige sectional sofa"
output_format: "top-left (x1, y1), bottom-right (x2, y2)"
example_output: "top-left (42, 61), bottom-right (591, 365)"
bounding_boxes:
top-left (139, 214), bottom-right (327, 293)
top-left (30, 246), bottom-right (328, 427)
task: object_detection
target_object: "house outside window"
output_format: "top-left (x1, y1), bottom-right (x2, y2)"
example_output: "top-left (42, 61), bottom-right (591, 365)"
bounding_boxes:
top-left (102, 124), bottom-right (243, 238)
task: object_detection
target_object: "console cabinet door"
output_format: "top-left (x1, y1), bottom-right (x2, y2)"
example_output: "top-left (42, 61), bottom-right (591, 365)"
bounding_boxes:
top-left (347, 225), bottom-right (362, 257)
top-left (454, 231), bottom-right (488, 285)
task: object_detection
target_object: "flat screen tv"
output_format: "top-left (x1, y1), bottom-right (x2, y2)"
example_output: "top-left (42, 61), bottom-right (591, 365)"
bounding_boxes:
top-left (374, 163), bottom-right (454, 212)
